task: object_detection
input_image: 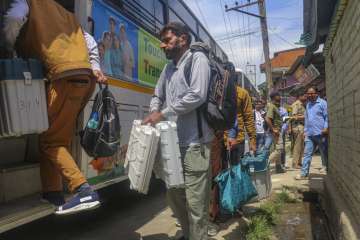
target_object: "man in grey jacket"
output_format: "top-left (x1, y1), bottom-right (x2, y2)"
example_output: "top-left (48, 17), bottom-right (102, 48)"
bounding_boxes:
top-left (143, 22), bottom-right (212, 240)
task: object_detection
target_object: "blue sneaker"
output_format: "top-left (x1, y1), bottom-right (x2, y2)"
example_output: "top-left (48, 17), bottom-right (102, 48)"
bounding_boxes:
top-left (55, 184), bottom-right (100, 215)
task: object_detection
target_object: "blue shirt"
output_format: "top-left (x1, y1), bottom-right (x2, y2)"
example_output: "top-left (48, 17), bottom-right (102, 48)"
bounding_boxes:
top-left (228, 119), bottom-right (238, 139)
top-left (304, 97), bottom-right (328, 136)
top-left (279, 107), bottom-right (288, 134)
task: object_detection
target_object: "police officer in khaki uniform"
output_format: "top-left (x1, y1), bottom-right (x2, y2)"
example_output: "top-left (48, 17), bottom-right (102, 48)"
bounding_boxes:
top-left (290, 92), bottom-right (307, 168)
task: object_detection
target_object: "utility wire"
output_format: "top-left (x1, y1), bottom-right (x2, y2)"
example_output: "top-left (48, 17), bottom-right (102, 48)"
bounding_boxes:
top-left (216, 31), bottom-right (258, 42)
top-left (219, 0), bottom-right (239, 66)
top-left (226, 6), bottom-right (242, 66)
top-left (269, 31), bottom-right (297, 48)
top-left (236, 13), bottom-right (246, 68)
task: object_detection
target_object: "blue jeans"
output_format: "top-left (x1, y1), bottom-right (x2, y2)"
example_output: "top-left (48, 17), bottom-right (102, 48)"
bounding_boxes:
top-left (256, 133), bottom-right (265, 150)
top-left (264, 132), bottom-right (273, 150)
top-left (301, 135), bottom-right (328, 176)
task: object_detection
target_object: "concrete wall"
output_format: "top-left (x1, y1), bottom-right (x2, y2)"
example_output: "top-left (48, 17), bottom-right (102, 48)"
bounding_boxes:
top-left (324, 0), bottom-right (360, 239)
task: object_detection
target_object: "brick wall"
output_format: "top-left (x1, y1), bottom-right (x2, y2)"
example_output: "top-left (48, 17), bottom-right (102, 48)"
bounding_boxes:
top-left (325, 0), bottom-right (360, 238)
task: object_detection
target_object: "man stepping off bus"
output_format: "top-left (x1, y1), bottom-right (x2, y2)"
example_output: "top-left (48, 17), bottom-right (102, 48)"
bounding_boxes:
top-left (4, 0), bottom-right (106, 215)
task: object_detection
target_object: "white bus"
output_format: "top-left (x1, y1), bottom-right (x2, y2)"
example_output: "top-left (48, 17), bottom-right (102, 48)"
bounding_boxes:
top-left (0, 0), bottom-right (228, 233)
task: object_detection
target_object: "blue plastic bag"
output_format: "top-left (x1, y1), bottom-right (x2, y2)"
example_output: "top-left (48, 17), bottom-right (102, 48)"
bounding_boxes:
top-left (215, 163), bottom-right (258, 214)
top-left (241, 149), bottom-right (270, 172)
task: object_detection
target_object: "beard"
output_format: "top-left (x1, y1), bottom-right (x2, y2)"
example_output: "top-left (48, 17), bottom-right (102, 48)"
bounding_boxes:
top-left (164, 40), bottom-right (182, 60)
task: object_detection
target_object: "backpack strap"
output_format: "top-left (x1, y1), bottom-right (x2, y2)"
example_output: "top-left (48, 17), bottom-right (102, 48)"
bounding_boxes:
top-left (184, 51), bottom-right (204, 140)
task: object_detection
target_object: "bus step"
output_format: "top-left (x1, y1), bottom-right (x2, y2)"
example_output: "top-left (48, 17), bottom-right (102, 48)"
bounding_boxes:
top-left (0, 163), bottom-right (42, 203)
top-left (0, 194), bottom-right (55, 234)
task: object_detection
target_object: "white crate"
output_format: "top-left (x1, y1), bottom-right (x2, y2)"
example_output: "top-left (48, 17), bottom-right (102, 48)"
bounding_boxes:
top-left (154, 121), bottom-right (184, 189)
top-left (251, 168), bottom-right (272, 201)
top-left (124, 120), bottom-right (160, 194)
top-left (0, 59), bottom-right (48, 137)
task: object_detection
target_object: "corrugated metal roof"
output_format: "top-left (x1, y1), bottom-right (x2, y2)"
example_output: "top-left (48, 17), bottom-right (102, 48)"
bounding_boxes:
top-left (260, 48), bottom-right (305, 72)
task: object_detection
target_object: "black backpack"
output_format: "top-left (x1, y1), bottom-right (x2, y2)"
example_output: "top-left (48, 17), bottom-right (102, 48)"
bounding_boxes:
top-left (184, 42), bottom-right (237, 137)
top-left (80, 84), bottom-right (121, 158)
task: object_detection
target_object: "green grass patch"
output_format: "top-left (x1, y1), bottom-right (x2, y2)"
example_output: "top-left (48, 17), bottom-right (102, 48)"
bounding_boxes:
top-left (246, 216), bottom-right (272, 240)
top-left (244, 188), bottom-right (297, 239)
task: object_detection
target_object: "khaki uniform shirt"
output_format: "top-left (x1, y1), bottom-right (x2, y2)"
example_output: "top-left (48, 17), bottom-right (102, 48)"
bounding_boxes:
top-left (291, 100), bottom-right (305, 126)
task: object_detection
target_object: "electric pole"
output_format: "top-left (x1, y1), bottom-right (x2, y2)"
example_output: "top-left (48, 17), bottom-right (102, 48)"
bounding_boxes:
top-left (258, 0), bottom-right (272, 93)
top-left (225, 0), bottom-right (273, 96)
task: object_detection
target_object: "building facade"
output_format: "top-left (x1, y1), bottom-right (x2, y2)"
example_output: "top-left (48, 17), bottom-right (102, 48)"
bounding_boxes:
top-left (304, 0), bottom-right (360, 238)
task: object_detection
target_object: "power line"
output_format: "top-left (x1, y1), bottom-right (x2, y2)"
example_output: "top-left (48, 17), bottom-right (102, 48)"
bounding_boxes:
top-left (219, 0), bottom-right (236, 64)
top-left (236, 13), bottom-right (246, 68)
top-left (269, 31), bottom-right (297, 48)
top-left (216, 30), bottom-right (258, 42)
top-left (241, 0), bottom-right (249, 65)
top-left (226, 7), bottom-right (242, 66)
top-left (220, 0), bottom-right (241, 66)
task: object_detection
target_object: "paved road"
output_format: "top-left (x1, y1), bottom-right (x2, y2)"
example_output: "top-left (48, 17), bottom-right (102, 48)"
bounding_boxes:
top-left (0, 157), bottom-right (325, 240)
top-left (0, 179), bottom-right (170, 240)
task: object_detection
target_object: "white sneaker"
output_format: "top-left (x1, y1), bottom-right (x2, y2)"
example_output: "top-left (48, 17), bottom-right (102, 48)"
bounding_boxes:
top-left (175, 219), bottom-right (181, 227)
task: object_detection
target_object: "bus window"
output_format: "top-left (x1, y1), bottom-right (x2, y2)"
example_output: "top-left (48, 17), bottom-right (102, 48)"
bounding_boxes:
top-left (168, 0), bottom-right (197, 34)
top-left (199, 26), bottom-right (210, 46)
top-left (169, 9), bottom-right (185, 25)
top-left (154, 0), bottom-right (165, 33)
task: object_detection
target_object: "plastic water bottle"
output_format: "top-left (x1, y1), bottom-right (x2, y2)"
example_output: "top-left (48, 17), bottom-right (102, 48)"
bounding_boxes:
top-left (250, 164), bottom-right (255, 173)
top-left (87, 112), bottom-right (99, 129)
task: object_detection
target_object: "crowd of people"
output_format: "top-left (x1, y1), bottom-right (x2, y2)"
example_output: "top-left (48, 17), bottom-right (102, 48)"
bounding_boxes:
top-left (250, 87), bottom-right (328, 178)
top-left (3, 0), bottom-right (329, 237)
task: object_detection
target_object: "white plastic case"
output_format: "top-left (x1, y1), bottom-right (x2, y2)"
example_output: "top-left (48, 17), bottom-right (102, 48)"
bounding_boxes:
top-left (154, 121), bottom-right (184, 189)
top-left (124, 120), bottom-right (160, 194)
top-left (250, 168), bottom-right (272, 201)
top-left (0, 59), bottom-right (49, 138)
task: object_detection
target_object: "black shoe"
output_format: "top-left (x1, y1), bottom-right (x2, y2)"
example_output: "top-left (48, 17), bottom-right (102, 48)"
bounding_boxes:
top-left (275, 164), bottom-right (286, 173)
top-left (177, 236), bottom-right (188, 240)
top-left (42, 191), bottom-right (65, 206)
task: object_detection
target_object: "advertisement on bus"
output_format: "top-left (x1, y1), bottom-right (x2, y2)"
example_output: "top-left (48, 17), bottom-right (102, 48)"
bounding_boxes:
top-left (92, 0), bottom-right (168, 88)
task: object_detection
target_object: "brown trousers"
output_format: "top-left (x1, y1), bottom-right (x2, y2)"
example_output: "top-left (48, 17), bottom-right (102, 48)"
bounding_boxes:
top-left (39, 76), bottom-right (95, 193)
top-left (292, 125), bottom-right (304, 167)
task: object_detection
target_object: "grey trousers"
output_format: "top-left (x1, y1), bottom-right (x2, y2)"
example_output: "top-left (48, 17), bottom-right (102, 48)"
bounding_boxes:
top-left (167, 144), bottom-right (211, 240)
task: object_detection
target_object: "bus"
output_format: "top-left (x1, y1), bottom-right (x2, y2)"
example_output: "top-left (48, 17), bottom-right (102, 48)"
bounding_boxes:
top-left (0, 0), bottom-right (229, 233)
top-left (234, 68), bottom-right (259, 98)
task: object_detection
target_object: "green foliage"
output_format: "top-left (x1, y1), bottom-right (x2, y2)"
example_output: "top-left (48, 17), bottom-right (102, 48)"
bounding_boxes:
top-left (245, 189), bottom-right (298, 239)
top-left (275, 188), bottom-right (298, 204)
top-left (246, 216), bottom-right (272, 240)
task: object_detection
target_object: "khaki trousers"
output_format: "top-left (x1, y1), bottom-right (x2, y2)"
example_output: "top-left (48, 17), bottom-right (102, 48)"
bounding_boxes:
top-left (269, 134), bottom-right (283, 165)
top-left (39, 76), bottom-right (95, 193)
top-left (167, 144), bottom-right (211, 240)
top-left (292, 125), bottom-right (304, 167)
